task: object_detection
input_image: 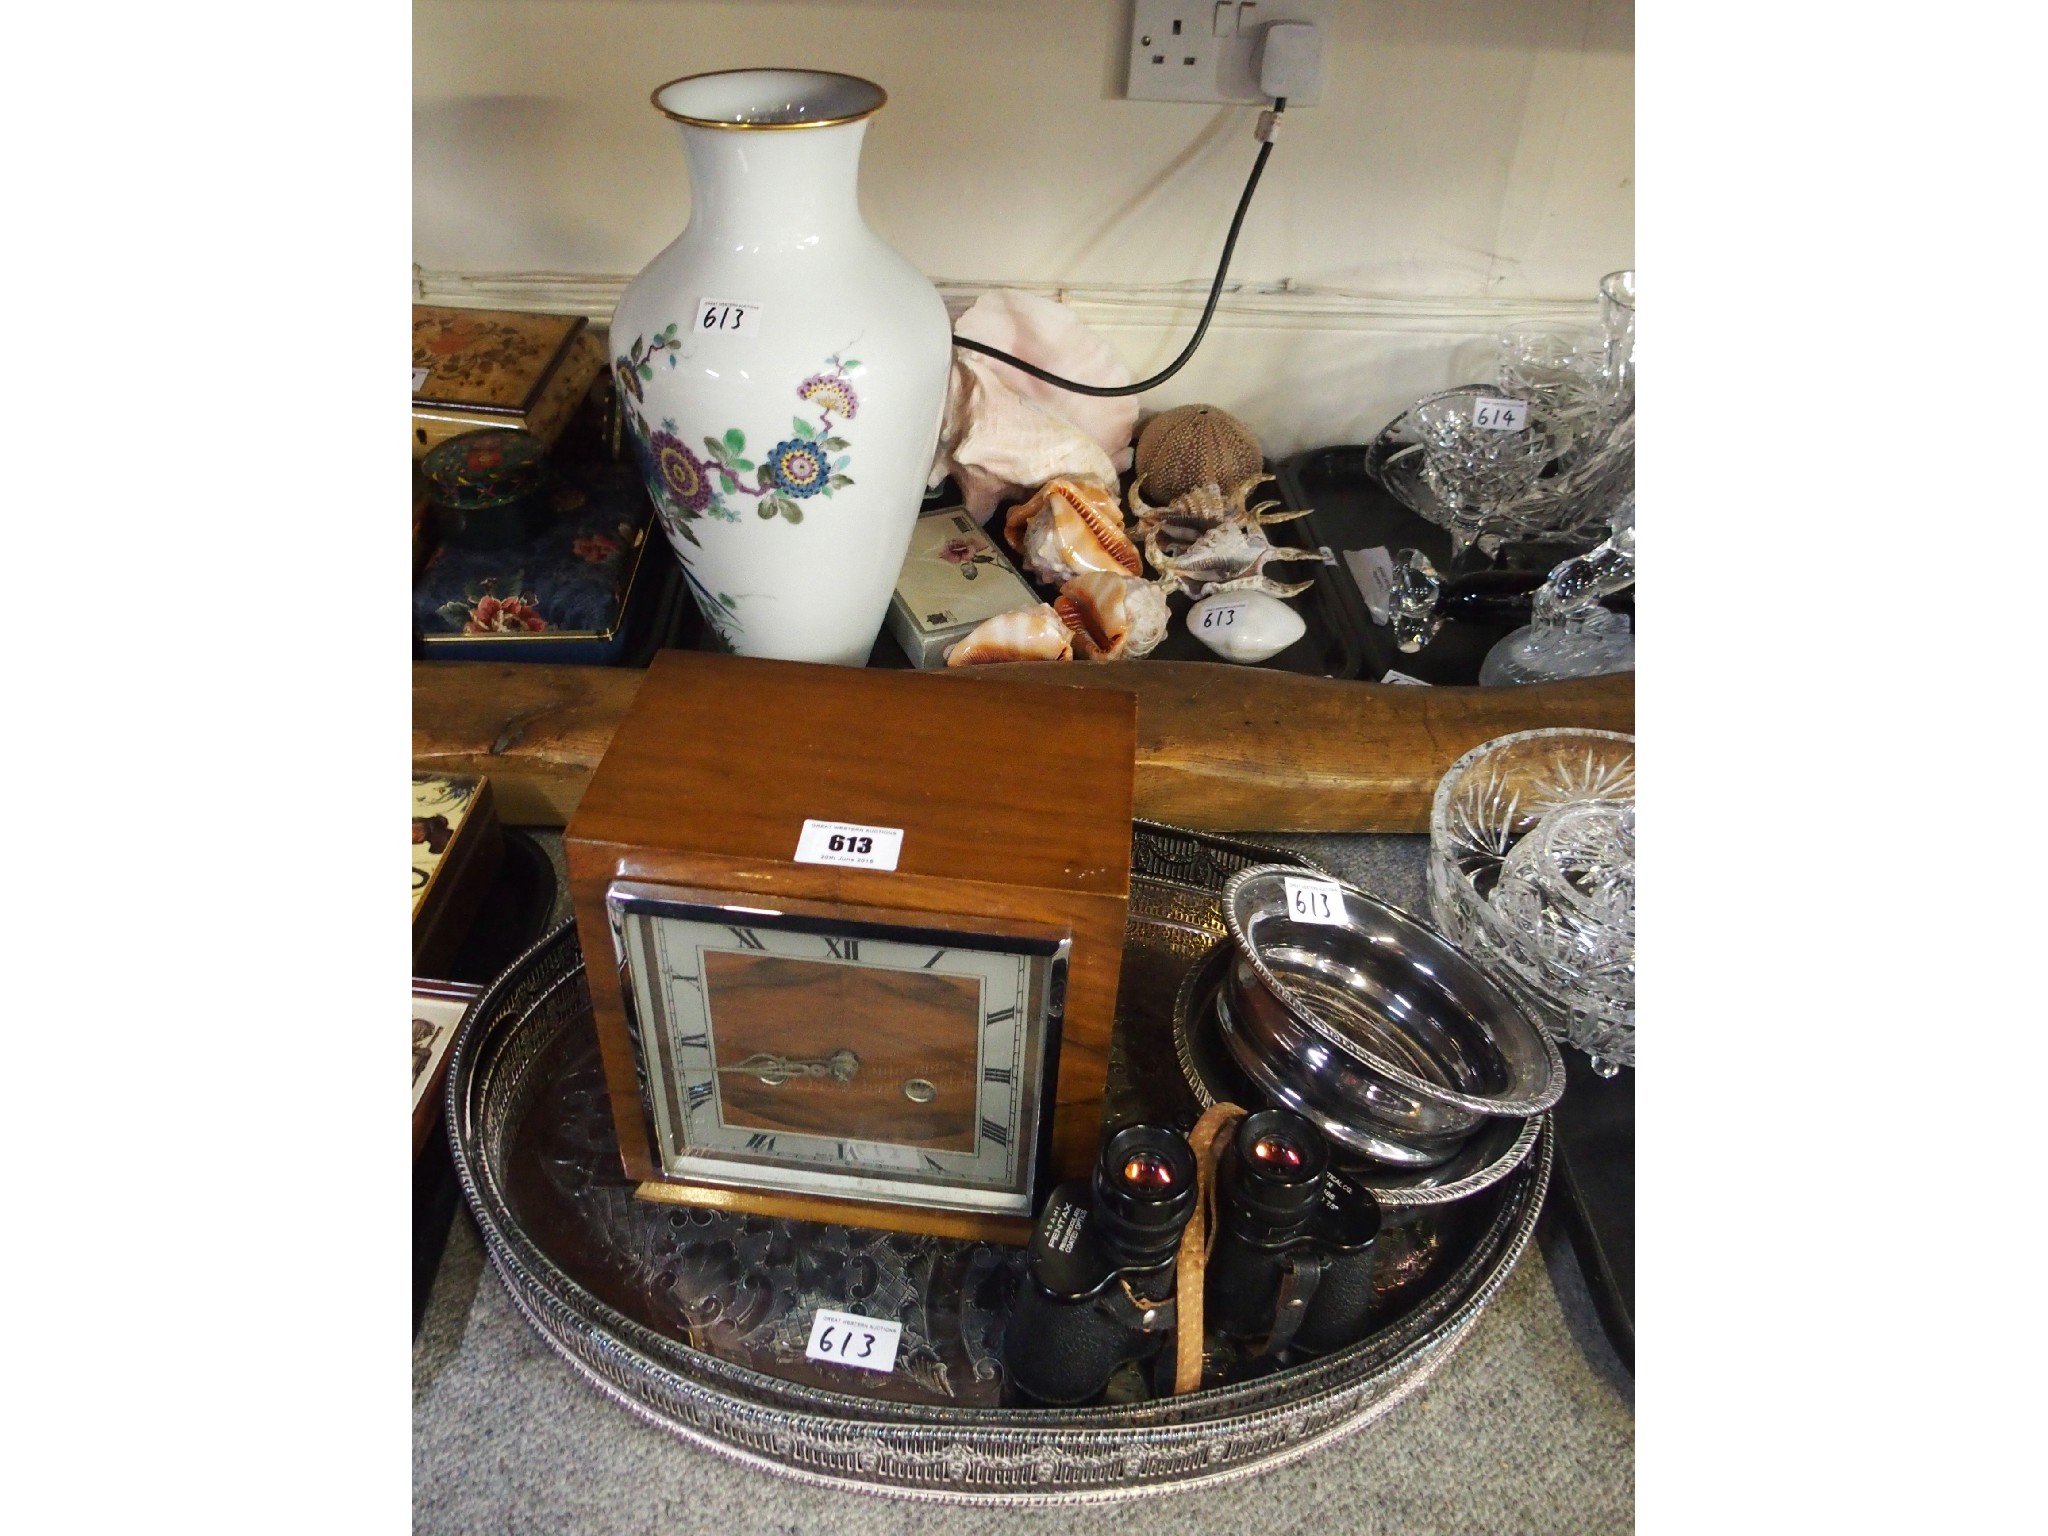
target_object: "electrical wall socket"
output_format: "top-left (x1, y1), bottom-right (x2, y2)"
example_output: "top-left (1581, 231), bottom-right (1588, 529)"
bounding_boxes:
top-left (1124, 1), bottom-right (1330, 105)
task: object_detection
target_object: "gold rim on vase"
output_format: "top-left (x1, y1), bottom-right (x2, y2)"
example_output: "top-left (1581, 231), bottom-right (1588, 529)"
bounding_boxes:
top-left (651, 68), bottom-right (888, 131)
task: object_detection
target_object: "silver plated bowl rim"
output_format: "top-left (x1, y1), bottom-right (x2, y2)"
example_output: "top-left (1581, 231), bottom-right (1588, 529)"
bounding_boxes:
top-left (1171, 940), bottom-right (1544, 1208)
top-left (1219, 865), bottom-right (1564, 1118)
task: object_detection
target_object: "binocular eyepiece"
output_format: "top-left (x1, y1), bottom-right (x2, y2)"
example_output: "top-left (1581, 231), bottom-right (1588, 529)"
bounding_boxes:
top-left (1209, 1107), bottom-right (1381, 1358)
top-left (1222, 1108), bottom-right (1329, 1232)
top-left (1090, 1125), bottom-right (1198, 1269)
top-left (1000, 1123), bottom-right (1196, 1407)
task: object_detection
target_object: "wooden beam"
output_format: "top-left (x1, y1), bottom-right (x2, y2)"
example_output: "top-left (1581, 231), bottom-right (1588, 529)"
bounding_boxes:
top-left (413, 663), bottom-right (645, 827)
top-left (414, 660), bottom-right (1632, 833)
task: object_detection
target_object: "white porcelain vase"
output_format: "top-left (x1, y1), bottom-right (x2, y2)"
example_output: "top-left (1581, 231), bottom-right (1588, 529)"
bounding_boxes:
top-left (611, 70), bottom-right (952, 665)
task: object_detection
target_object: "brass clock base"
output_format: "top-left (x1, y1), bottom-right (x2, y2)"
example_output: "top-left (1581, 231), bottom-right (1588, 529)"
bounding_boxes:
top-left (631, 1178), bottom-right (1034, 1247)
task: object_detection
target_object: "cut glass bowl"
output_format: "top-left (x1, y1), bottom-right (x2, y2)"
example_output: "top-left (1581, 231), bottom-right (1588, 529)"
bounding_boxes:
top-left (1427, 729), bottom-right (1636, 1074)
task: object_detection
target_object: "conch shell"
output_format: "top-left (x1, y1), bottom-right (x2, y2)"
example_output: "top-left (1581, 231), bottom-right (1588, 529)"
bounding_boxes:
top-left (952, 291), bottom-right (1138, 472)
top-left (1003, 478), bottom-right (1143, 586)
top-left (944, 603), bottom-right (1074, 666)
top-left (1054, 573), bottom-right (1170, 661)
top-left (928, 354), bottom-right (1118, 521)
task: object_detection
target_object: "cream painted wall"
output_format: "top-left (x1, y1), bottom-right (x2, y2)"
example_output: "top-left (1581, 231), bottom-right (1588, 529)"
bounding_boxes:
top-left (414, 0), bottom-right (1633, 453)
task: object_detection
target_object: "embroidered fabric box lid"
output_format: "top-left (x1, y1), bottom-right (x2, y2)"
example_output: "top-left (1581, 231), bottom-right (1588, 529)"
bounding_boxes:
top-left (412, 306), bottom-right (605, 459)
top-left (414, 461), bottom-right (658, 657)
top-left (885, 506), bottom-right (1041, 667)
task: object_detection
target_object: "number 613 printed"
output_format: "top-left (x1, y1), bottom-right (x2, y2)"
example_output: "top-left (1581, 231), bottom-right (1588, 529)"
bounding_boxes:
top-left (804, 1307), bottom-right (902, 1373)
top-left (693, 298), bottom-right (762, 336)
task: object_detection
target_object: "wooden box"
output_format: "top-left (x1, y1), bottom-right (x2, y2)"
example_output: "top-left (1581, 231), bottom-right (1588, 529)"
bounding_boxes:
top-left (412, 306), bottom-right (606, 459)
top-left (564, 650), bottom-right (1137, 1238)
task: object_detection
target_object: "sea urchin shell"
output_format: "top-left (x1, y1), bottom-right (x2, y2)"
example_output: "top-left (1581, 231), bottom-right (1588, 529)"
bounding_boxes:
top-left (1134, 404), bottom-right (1264, 504)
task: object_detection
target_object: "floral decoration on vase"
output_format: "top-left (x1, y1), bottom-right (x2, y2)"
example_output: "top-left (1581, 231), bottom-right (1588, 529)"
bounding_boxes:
top-left (614, 338), bottom-right (861, 646)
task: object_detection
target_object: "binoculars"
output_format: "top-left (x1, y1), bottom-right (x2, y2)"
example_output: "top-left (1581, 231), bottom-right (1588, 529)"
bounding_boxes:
top-left (1002, 1124), bottom-right (1196, 1406)
top-left (1002, 1108), bottom-right (1380, 1406)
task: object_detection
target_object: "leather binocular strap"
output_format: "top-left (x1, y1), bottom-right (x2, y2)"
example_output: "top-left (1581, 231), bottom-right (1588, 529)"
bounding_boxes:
top-left (1250, 1252), bottom-right (1326, 1358)
top-left (1172, 1101), bottom-right (1247, 1395)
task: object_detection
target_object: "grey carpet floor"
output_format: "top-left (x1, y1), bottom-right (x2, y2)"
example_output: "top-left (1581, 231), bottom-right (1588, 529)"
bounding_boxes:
top-left (414, 833), bottom-right (1633, 1533)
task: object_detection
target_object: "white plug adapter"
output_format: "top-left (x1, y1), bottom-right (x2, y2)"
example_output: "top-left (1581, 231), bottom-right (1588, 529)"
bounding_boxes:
top-left (1255, 20), bottom-right (1324, 102)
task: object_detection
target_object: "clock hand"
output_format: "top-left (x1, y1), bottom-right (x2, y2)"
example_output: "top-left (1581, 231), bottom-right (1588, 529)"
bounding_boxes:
top-left (719, 1048), bottom-right (861, 1086)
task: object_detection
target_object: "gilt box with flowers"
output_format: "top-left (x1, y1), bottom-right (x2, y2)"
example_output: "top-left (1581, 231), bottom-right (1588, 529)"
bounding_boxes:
top-left (412, 305), bottom-right (606, 459)
top-left (413, 460), bottom-right (668, 665)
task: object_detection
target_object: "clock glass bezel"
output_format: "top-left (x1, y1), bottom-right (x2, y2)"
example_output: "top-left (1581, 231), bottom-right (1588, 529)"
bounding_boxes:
top-left (605, 880), bottom-right (1068, 1219)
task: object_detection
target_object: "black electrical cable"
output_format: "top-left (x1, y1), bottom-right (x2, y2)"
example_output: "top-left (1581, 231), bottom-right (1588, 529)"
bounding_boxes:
top-left (950, 99), bottom-right (1287, 399)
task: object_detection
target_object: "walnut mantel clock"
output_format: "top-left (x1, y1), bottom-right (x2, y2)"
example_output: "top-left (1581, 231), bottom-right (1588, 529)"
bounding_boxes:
top-left (565, 650), bottom-right (1136, 1243)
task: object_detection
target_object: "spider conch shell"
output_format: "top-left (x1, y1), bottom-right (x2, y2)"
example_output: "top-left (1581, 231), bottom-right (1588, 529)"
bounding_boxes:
top-left (1054, 572), bottom-right (1170, 661)
top-left (952, 290), bottom-right (1138, 472)
top-left (1146, 520), bottom-right (1322, 599)
top-left (928, 354), bottom-right (1118, 521)
top-left (1003, 477), bottom-right (1143, 585)
top-left (944, 603), bottom-right (1074, 666)
top-left (1127, 473), bottom-right (1309, 544)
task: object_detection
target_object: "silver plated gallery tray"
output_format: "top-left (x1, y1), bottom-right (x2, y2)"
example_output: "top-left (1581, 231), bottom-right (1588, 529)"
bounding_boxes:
top-left (445, 822), bottom-right (1549, 1503)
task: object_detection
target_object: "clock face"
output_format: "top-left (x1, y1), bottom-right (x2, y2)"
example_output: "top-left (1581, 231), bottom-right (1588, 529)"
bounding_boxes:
top-left (606, 883), bottom-right (1067, 1218)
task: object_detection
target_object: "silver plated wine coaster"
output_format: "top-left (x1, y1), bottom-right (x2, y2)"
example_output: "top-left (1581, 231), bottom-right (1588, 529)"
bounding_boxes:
top-left (1172, 937), bottom-right (1544, 1209)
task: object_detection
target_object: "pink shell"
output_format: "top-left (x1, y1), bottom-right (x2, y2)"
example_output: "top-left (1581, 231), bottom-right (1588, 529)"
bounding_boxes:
top-left (1003, 478), bottom-right (1143, 585)
top-left (951, 291), bottom-right (1138, 473)
top-left (943, 604), bottom-right (1075, 666)
top-left (1054, 573), bottom-right (1170, 661)
top-left (929, 356), bottom-right (1119, 522)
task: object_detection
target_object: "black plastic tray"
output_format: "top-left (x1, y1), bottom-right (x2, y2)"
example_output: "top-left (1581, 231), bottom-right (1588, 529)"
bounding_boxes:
top-left (856, 473), bottom-right (1365, 676)
top-left (1550, 1053), bottom-right (1633, 1372)
top-left (1274, 446), bottom-right (1609, 687)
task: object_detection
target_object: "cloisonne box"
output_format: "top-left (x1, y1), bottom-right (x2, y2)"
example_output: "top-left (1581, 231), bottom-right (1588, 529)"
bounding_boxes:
top-left (885, 506), bottom-right (1041, 667)
top-left (412, 306), bottom-right (606, 459)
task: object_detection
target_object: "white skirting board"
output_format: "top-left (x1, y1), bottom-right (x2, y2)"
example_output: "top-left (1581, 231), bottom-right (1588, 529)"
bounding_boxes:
top-left (414, 268), bottom-right (1602, 460)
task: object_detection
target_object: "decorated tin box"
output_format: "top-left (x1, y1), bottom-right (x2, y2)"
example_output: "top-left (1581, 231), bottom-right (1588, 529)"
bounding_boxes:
top-left (885, 506), bottom-right (1042, 667)
top-left (413, 460), bottom-right (667, 665)
top-left (412, 306), bottom-right (606, 459)
top-left (412, 772), bottom-right (502, 977)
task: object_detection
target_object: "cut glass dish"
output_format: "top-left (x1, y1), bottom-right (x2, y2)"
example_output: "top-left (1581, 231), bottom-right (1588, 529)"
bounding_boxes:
top-left (1427, 729), bottom-right (1636, 1074)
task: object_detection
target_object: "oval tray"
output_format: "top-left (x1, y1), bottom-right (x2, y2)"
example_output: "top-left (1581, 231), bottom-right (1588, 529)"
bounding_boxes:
top-left (446, 829), bottom-right (1549, 1503)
